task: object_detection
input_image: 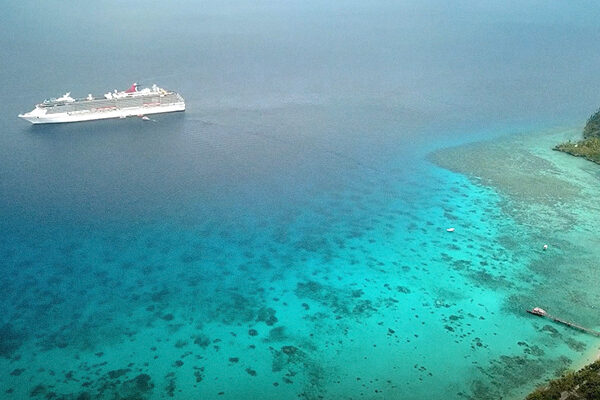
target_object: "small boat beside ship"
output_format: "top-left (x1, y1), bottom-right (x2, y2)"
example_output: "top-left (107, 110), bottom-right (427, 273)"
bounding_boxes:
top-left (18, 83), bottom-right (185, 124)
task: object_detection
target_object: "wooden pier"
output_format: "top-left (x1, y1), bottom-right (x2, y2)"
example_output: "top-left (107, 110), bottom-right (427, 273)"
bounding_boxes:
top-left (527, 307), bottom-right (600, 337)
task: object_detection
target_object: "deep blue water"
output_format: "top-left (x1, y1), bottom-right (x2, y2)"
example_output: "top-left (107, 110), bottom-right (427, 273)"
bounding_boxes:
top-left (2, 1), bottom-right (600, 399)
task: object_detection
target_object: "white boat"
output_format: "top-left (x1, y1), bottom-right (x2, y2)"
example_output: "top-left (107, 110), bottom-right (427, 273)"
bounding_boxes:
top-left (18, 83), bottom-right (185, 124)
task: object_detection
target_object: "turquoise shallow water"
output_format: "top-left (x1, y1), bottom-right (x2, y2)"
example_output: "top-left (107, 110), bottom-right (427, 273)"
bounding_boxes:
top-left (3, 1), bottom-right (600, 399)
top-left (2, 128), bottom-right (598, 399)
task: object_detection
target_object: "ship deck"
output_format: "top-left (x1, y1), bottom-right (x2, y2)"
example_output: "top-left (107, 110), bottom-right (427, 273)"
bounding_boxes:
top-left (43, 92), bottom-right (183, 114)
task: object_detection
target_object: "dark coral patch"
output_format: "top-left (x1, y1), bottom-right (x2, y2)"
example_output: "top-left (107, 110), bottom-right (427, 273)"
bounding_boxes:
top-left (256, 307), bottom-right (278, 326)
top-left (107, 369), bottom-right (130, 379)
top-left (161, 313), bottom-right (174, 321)
top-left (30, 384), bottom-right (46, 397)
top-left (281, 346), bottom-right (297, 355)
top-left (193, 333), bottom-right (211, 347)
top-left (125, 374), bottom-right (154, 393)
top-left (0, 324), bottom-right (24, 358)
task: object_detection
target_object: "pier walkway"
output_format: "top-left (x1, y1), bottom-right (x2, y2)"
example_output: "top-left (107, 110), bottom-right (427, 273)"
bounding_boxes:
top-left (527, 307), bottom-right (600, 337)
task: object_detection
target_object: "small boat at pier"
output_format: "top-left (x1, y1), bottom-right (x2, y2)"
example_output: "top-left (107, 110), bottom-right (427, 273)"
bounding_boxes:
top-left (526, 307), bottom-right (600, 337)
top-left (527, 307), bottom-right (547, 317)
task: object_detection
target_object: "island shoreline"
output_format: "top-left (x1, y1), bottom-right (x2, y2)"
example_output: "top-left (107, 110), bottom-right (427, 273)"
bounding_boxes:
top-left (429, 126), bottom-right (600, 400)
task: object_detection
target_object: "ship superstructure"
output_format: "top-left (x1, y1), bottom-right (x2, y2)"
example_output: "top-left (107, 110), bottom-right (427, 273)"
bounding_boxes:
top-left (18, 83), bottom-right (185, 124)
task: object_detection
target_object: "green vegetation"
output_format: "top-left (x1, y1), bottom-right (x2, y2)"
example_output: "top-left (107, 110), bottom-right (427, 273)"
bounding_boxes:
top-left (554, 137), bottom-right (600, 164)
top-left (526, 360), bottom-right (600, 400)
top-left (554, 109), bottom-right (600, 164)
top-left (583, 108), bottom-right (600, 139)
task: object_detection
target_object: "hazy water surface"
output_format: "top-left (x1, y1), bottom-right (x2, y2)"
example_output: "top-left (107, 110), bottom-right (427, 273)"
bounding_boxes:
top-left (2, 1), bottom-right (600, 399)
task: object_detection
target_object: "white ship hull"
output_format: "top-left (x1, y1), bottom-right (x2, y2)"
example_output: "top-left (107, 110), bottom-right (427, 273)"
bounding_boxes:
top-left (19, 102), bottom-right (185, 124)
top-left (19, 83), bottom-right (185, 124)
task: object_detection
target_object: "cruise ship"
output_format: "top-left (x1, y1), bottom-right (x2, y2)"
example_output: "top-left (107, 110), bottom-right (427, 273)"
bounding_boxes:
top-left (18, 83), bottom-right (185, 124)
